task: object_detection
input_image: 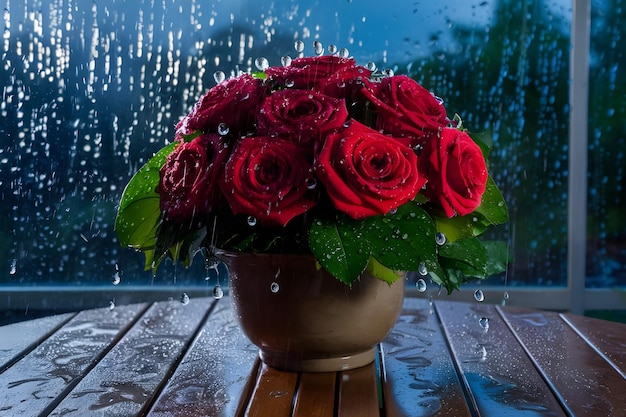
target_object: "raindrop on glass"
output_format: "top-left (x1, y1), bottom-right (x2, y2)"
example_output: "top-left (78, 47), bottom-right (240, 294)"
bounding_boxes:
top-left (218, 123), bottom-right (230, 136)
top-left (213, 284), bottom-right (224, 299)
top-left (474, 289), bottom-right (485, 302)
top-left (313, 40), bottom-right (324, 55)
top-left (435, 232), bottom-right (447, 245)
top-left (213, 71), bottom-right (226, 84)
top-left (247, 216), bottom-right (257, 226)
top-left (270, 282), bottom-right (280, 293)
top-left (294, 40), bottom-right (305, 53)
top-left (254, 57), bottom-right (269, 71)
top-left (277, 56), bottom-right (290, 68)
top-left (365, 62), bottom-right (377, 71)
top-left (180, 292), bottom-right (190, 305)
top-left (418, 262), bottom-right (428, 276)
top-left (479, 317), bottom-right (490, 331)
top-left (328, 44), bottom-right (338, 54)
top-left (338, 47), bottom-right (349, 58)
top-left (416, 278), bottom-right (427, 292)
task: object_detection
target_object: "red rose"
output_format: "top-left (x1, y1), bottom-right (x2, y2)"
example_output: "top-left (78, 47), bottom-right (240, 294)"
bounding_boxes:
top-left (265, 56), bottom-right (370, 92)
top-left (219, 137), bottom-right (317, 226)
top-left (256, 89), bottom-right (348, 145)
top-left (421, 128), bottom-right (488, 217)
top-left (363, 75), bottom-right (448, 140)
top-left (177, 74), bottom-right (265, 137)
top-left (315, 121), bottom-right (425, 219)
top-left (158, 134), bottom-right (228, 224)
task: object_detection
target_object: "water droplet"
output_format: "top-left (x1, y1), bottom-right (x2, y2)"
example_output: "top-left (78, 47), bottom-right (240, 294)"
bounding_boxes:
top-left (365, 62), bottom-right (377, 71)
top-left (382, 68), bottom-right (394, 77)
top-left (294, 40), bottom-right (305, 53)
top-left (247, 216), bottom-right (257, 226)
top-left (435, 232), bottom-right (447, 245)
top-left (416, 278), bottom-right (427, 292)
top-left (474, 289), bottom-right (485, 302)
top-left (218, 123), bottom-right (230, 135)
top-left (270, 282), bottom-right (280, 293)
top-left (109, 300), bottom-right (116, 310)
top-left (212, 284), bottom-right (224, 299)
top-left (338, 47), bottom-right (349, 58)
top-left (280, 55), bottom-right (292, 67)
top-left (387, 207), bottom-right (398, 215)
top-left (313, 40), bottom-right (324, 55)
top-left (254, 57), bottom-right (269, 71)
top-left (479, 317), bottom-right (490, 331)
top-left (9, 259), bottom-right (17, 275)
top-left (418, 262), bottom-right (428, 276)
top-left (213, 70), bottom-right (225, 84)
top-left (305, 177), bottom-right (317, 189)
top-left (503, 291), bottom-right (510, 300)
top-left (112, 272), bottom-right (121, 285)
top-left (180, 292), bottom-right (190, 305)
top-left (327, 44), bottom-right (337, 54)
top-left (285, 79), bottom-right (295, 88)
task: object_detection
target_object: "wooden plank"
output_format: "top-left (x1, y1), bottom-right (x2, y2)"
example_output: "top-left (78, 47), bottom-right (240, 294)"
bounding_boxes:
top-left (381, 298), bottom-right (472, 417)
top-left (46, 297), bottom-right (212, 416)
top-left (0, 312), bottom-right (75, 372)
top-left (292, 372), bottom-right (336, 417)
top-left (337, 361), bottom-right (380, 417)
top-left (0, 304), bottom-right (147, 417)
top-left (244, 362), bottom-right (299, 417)
top-left (436, 300), bottom-right (566, 417)
top-left (560, 313), bottom-right (626, 377)
top-left (146, 298), bottom-right (260, 417)
top-left (499, 305), bottom-right (626, 416)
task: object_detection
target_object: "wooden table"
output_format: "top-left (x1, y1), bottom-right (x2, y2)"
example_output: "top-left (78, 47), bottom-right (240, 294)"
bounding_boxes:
top-left (1, 296), bottom-right (625, 416)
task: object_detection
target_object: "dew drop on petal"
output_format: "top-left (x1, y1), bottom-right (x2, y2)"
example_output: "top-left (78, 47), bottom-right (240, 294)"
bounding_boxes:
top-left (213, 70), bottom-right (225, 84)
top-left (365, 62), bottom-right (377, 71)
top-left (416, 278), bottom-right (427, 292)
top-left (218, 123), bottom-right (230, 136)
top-left (313, 40), bottom-right (324, 55)
top-left (180, 292), bottom-right (190, 305)
top-left (285, 79), bottom-right (295, 88)
top-left (254, 57), bottom-right (269, 71)
top-left (294, 40), bottom-right (305, 53)
top-left (212, 284), bottom-right (224, 299)
top-left (327, 44), bottom-right (337, 54)
top-left (338, 47), bottom-right (349, 58)
top-left (270, 282), bottom-right (280, 293)
top-left (382, 68), bottom-right (394, 77)
top-left (474, 289), bottom-right (485, 302)
top-left (305, 177), bottom-right (317, 189)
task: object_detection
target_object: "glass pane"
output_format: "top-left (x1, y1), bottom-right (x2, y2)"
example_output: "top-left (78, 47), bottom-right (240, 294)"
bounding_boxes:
top-left (0, 0), bottom-right (570, 296)
top-left (587, 0), bottom-right (626, 288)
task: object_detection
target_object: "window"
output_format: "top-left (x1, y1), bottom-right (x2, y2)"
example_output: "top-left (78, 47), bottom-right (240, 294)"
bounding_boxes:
top-left (1, 0), bottom-right (624, 323)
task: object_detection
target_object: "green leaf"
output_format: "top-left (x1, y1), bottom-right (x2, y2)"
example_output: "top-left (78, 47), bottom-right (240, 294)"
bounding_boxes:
top-left (483, 240), bottom-right (510, 276)
top-left (365, 257), bottom-right (403, 285)
top-left (474, 176), bottom-right (508, 226)
top-left (365, 203), bottom-right (444, 278)
top-left (115, 142), bottom-right (178, 248)
top-left (308, 216), bottom-right (371, 285)
top-left (438, 237), bottom-right (488, 277)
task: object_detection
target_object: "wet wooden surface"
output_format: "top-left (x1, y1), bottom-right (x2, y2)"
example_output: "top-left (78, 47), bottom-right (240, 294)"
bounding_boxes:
top-left (1, 296), bottom-right (625, 416)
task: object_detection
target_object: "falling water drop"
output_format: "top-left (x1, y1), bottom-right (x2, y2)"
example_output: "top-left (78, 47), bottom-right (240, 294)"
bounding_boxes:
top-left (294, 40), bottom-right (305, 53)
top-left (435, 232), bottom-right (447, 245)
top-left (112, 272), bottom-right (121, 285)
top-left (254, 57), bottom-right (269, 71)
top-left (479, 317), bottom-right (490, 331)
top-left (213, 284), bottom-right (224, 299)
top-left (418, 262), bottom-right (428, 276)
top-left (247, 216), bottom-right (257, 226)
top-left (416, 278), bottom-right (427, 292)
top-left (474, 289), bottom-right (485, 302)
top-left (213, 70), bottom-right (225, 84)
top-left (9, 259), bottom-right (17, 275)
top-left (270, 282), bottom-right (280, 293)
top-left (109, 300), bottom-right (116, 310)
top-left (180, 292), bottom-right (190, 305)
top-left (281, 55), bottom-right (292, 66)
top-left (313, 40), bottom-right (324, 55)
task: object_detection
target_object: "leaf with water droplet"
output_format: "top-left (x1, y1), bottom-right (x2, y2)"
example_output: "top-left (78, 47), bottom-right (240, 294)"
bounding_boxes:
top-left (437, 237), bottom-right (488, 279)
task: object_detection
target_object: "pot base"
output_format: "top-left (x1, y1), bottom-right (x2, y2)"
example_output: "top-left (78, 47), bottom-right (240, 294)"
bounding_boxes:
top-left (259, 347), bottom-right (375, 372)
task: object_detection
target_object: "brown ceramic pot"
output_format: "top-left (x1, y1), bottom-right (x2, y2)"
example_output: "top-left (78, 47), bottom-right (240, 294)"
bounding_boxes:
top-left (218, 250), bottom-right (405, 372)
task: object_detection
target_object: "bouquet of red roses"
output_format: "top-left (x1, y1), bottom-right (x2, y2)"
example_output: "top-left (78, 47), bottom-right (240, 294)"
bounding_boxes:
top-left (115, 52), bottom-right (508, 292)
